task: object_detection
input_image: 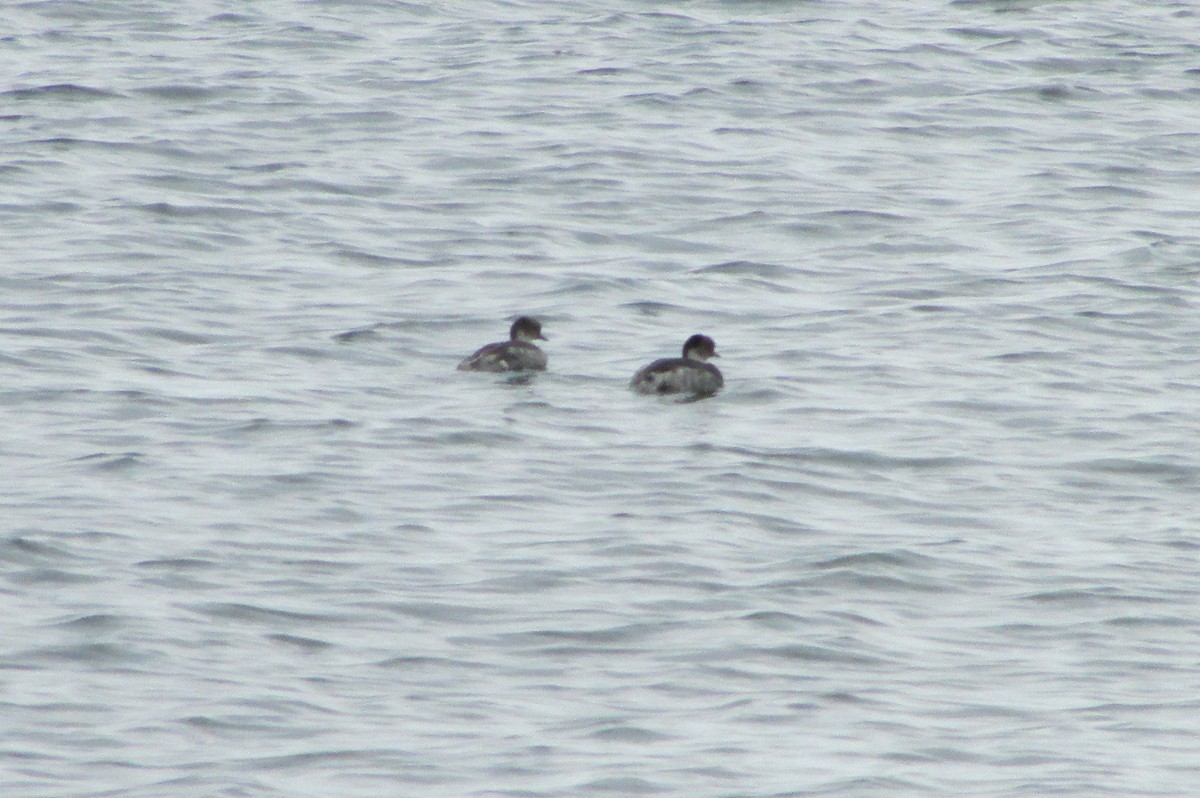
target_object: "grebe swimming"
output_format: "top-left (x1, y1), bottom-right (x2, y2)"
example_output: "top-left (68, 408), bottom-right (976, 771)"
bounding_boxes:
top-left (457, 317), bottom-right (548, 372)
top-left (630, 334), bottom-right (722, 397)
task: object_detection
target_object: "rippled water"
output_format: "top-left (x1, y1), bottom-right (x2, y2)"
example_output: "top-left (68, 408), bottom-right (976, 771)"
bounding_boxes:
top-left (3, 1), bottom-right (1200, 796)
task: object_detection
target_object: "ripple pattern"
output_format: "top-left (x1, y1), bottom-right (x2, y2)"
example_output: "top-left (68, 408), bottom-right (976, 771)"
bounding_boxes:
top-left (2, 1), bottom-right (1200, 797)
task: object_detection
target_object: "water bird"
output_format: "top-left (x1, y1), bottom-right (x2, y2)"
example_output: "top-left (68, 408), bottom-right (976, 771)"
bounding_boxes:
top-left (630, 334), bottom-right (723, 397)
top-left (457, 316), bottom-right (548, 372)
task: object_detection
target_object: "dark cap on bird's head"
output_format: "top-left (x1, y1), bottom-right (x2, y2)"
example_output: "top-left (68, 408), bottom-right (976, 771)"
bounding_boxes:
top-left (510, 316), bottom-right (547, 341)
top-left (682, 334), bottom-right (717, 360)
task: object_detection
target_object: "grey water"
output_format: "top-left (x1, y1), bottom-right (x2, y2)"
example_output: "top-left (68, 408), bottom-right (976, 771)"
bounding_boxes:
top-left (3, 1), bottom-right (1200, 795)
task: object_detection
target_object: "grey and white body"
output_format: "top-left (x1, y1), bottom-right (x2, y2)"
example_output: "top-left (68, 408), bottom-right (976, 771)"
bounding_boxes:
top-left (457, 317), bottom-right (548, 372)
top-left (630, 334), bottom-right (723, 397)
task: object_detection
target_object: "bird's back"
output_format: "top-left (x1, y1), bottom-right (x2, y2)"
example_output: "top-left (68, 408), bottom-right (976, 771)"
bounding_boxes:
top-left (630, 357), bottom-right (722, 395)
top-left (458, 340), bottom-right (547, 372)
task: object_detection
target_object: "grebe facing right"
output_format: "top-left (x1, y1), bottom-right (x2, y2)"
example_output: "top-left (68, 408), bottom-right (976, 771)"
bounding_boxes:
top-left (457, 316), bottom-right (548, 372)
top-left (630, 334), bottom-right (722, 397)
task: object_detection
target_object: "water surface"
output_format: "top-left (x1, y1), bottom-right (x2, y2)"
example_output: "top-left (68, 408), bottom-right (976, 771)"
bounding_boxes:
top-left (2, 1), bottom-right (1200, 796)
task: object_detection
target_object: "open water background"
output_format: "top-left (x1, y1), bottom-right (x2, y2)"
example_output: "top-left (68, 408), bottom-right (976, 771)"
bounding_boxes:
top-left (3, 1), bottom-right (1200, 795)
